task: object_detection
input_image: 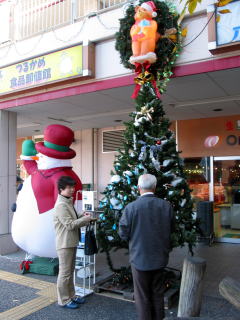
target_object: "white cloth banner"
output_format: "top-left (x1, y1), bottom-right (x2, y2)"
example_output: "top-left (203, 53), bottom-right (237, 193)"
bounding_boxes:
top-left (0, 2), bottom-right (10, 44)
top-left (217, 1), bottom-right (240, 45)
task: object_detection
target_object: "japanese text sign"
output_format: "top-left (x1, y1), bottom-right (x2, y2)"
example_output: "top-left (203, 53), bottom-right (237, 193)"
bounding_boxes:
top-left (0, 45), bottom-right (83, 95)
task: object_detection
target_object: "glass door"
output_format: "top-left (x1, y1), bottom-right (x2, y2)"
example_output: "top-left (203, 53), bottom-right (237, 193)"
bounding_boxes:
top-left (183, 157), bottom-right (210, 217)
top-left (213, 156), bottom-right (240, 243)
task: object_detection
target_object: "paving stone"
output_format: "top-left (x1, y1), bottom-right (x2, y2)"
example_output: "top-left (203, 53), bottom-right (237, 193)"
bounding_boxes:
top-left (1, 243), bottom-right (240, 319)
top-left (0, 279), bottom-right (38, 313)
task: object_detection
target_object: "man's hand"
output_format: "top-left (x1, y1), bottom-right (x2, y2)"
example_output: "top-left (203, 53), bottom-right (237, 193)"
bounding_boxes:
top-left (83, 212), bottom-right (97, 222)
top-left (83, 211), bottom-right (92, 217)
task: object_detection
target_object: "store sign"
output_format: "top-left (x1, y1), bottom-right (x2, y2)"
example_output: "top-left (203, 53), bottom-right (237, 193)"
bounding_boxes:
top-left (217, 1), bottom-right (240, 46)
top-left (226, 135), bottom-right (240, 145)
top-left (0, 45), bottom-right (83, 95)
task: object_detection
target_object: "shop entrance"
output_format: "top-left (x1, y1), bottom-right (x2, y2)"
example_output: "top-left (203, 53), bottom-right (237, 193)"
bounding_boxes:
top-left (212, 156), bottom-right (240, 243)
top-left (184, 156), bottom-right (240, 243)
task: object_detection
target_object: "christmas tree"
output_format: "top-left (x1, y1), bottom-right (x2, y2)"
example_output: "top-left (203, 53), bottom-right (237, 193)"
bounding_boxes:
top-left (97, 1), bottom-right (198, 282)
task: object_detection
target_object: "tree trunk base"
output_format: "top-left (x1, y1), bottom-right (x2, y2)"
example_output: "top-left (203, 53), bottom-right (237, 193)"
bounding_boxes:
top-left (219, 277), bottom-right (240, 310)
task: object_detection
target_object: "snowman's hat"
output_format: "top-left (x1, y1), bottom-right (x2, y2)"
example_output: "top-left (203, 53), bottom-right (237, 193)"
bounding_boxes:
top-left (35, 124), bottom-right (76, 159)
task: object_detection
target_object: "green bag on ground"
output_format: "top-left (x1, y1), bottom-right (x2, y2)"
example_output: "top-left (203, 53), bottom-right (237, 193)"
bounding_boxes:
top-left (20, 257), bottom-right (59, 276)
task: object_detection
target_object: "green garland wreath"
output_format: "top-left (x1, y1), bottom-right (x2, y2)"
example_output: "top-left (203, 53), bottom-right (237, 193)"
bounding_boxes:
top-left (115, 0), bottom-right (182, 93)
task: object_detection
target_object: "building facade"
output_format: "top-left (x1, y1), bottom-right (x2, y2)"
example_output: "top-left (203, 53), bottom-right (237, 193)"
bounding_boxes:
top-left (0, 0), bottom-right (240, 253)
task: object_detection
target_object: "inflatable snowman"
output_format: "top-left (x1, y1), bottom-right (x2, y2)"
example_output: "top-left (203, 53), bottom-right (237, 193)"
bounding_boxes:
top-left (12, 124), bottom-right (82, 258)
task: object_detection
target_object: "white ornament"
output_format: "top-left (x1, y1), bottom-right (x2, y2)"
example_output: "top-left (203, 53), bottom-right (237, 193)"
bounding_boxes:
top-left (139, 146), bottom-right (147, 161)
top-left (161, 140), bottom-right (168, 145)
top-left (110, 197), bottom-right (123, 210)
top-left (171, 178), bottom-right (183, 187)
top-left (152, 158), bottom-right (160, 171)
top-left (163, 170), bottom-right (175, 177)
top-left (111, 175), bottom-right (121, 184)
top-left (162, 159), bottom-right (173, 167)
top-left (123, 170), bottom-right (133, 176)
top-left (181, 199), bottom-right (187, 207)
top-left (133, 134), bottom-right (137, 150)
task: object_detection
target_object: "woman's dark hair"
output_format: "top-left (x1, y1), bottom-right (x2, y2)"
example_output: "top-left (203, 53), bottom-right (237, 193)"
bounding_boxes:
top-left (57, 176), bottom-right (76, 193)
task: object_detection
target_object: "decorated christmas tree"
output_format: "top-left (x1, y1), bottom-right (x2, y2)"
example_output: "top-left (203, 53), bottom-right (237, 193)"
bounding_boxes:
top-left (97, 0), bottom-right (197, 282)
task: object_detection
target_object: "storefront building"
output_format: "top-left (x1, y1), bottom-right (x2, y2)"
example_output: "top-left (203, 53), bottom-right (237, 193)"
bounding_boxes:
top-left (179, 115), bottom-right (240, 242)
top-left (0, 0), bottom-right (240, 253)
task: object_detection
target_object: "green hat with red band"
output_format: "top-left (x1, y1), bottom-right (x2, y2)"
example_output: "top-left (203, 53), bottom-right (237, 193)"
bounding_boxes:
top-left (35, 124), bottom-right (76, 159)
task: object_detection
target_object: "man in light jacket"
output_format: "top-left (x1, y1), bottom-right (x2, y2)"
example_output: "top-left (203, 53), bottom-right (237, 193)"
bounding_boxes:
top-left (119, 174), bottom-right (174, 320)
top-left (54, 176), bottom-right (94, 309)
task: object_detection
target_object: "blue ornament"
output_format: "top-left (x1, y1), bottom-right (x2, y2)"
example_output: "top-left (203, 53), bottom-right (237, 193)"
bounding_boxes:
top-left (134, 167), bottom-right (139, 175)
top-left (124, 195), bottom-right (128, 201)
top-left (112, 224), bottom-right (117, 230)
top-left (126, 176), bottom-right (131, 185)
top-left (99, 198), bottom-right (107, 208)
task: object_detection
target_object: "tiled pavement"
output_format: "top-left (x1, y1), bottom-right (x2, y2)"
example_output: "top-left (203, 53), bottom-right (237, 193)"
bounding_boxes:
top-left (0, 242), bottom-right (240, 319)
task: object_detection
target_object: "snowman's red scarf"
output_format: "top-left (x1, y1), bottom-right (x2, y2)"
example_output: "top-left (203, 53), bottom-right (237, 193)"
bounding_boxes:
top-left (23, 160), bottom-right (82, 214)
top-left (37, 167), bottom-right (70, 178)
top-left (32, 167), bottom-right (76, 213)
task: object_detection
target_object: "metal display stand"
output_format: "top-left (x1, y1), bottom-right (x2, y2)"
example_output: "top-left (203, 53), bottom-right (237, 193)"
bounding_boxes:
top-left (74, 222), bottom-right (97, 297)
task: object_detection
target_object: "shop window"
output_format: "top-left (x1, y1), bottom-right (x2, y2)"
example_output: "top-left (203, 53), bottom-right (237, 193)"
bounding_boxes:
top-left (33, 135), bottom-right (44, 143)
top-left (183, 157), bottom-right (210, 209)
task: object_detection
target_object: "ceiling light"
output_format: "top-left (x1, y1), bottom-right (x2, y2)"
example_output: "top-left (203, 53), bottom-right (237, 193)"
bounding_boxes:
top-left (174, 94), bottom-right (240, 108)
top-left (67, 108), bottom-right (134, 121)
top-left (213, 108), bottom-right (223, 112)
top-left (17, 123), bottom-right (41, 128)
top-left (114, 120), bottom-right (122, 122)
top-left (48, 117), bottom-right (72, 124)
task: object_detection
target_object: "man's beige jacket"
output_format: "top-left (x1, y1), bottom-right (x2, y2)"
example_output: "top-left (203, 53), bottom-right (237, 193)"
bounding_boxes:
top-left (54, 194), bottom-right (90, 250)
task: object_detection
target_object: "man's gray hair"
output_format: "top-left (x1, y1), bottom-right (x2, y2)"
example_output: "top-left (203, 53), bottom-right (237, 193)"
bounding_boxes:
top-left (138, 174), bottom-right (157, 190)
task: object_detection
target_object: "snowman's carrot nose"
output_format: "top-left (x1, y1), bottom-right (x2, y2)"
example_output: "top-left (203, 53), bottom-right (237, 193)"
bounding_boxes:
top-left (30, 156), bottom-right (39, 161)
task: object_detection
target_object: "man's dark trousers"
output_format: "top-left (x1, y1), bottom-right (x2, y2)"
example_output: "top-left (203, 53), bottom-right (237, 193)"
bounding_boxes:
top-left (132, 265), bottom-right (165, 320)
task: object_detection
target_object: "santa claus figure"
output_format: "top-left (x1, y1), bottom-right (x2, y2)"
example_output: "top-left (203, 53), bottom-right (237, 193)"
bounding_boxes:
top-left (12, 124), bottom-right (82, 258)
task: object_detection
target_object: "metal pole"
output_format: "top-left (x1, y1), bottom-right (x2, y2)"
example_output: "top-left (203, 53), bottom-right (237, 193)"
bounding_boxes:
top-left (71, 0), bottom-right (76, 23)
top-left (210, 156), bottom-right (214, 202)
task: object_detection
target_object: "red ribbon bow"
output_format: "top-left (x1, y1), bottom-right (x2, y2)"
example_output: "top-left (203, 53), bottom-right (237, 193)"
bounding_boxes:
top-left (131, 62), bottom-right (161, 99)
top-left (20, 260), bottom-right (33, 273)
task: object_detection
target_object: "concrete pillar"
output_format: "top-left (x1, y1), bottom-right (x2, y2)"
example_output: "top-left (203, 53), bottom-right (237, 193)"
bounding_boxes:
top-left (0, 110), bottom-right (18, 254)
top-left (81, 128), bottom-right (94, 186)
top-left (72, 128), bottom-right (96, 188)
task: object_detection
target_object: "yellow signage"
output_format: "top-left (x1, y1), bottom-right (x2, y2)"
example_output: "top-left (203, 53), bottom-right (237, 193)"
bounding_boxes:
top-left (0, 45), bottom-right (83, 95)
